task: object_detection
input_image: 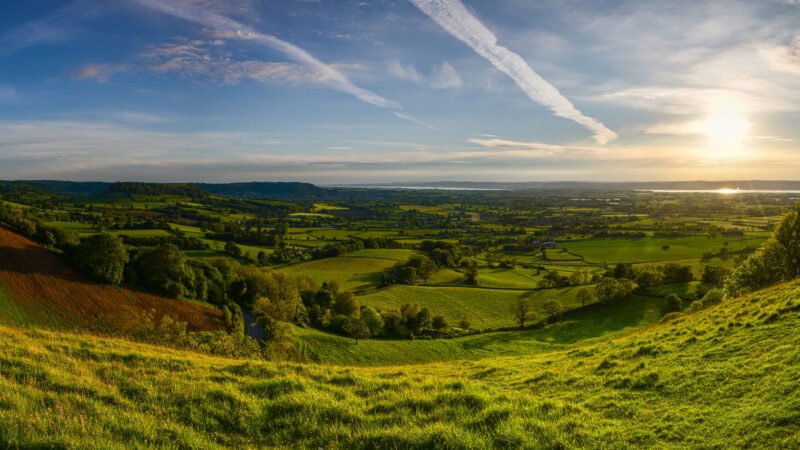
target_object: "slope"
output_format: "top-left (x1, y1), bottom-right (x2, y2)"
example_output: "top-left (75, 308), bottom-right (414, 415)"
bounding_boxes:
top-left (0, 226), bottom-right (223, 331)
top-left (1, 277), bottom-right (799, 448)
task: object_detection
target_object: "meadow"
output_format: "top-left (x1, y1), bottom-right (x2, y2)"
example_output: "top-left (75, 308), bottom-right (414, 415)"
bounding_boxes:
top-left (1, 278), bottom-right (798, 448)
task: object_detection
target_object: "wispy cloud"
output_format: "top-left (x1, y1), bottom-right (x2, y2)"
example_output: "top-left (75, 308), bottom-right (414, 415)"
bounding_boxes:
top-left (430, 61), bottom-right (463, 89)
top-left (409, 0), bottom-right (617, 144)
top-left (388, 60), bottom-right (424, 83)
top-left (133, 0), bottom-right (402, 110)
top-left (0, 0), bottom-right (107, 55)
top-left (388, 60), bottom-right (462, 89)
top-left (74, 63), bottom-right (132, 83)
top-left (393, 112), bottom-right (439, 130)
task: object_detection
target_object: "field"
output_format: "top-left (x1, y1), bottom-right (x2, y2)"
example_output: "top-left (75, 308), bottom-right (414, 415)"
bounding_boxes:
top-left (0, 227), bottom-right (223, 331)
top-left (360, 285), bottom-right (586, 329)
top-left (1, 278), bottom-right (798, 448)
top-left (562, 235), bottom-right (767, 264)
top-left (281, 257), bottom-right (399, 291)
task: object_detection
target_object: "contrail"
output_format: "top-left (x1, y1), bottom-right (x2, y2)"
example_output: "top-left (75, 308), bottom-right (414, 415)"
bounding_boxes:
top-left (134, 0), bottom-right (401, 110)
top-left (409, 0), bottom-right (617, 144)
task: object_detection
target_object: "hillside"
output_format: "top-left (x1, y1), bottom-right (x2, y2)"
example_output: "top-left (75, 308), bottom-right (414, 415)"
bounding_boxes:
top-left (1, 276), bottom-right (799, 447)
top-left (0, 227), bottom-right (223, 331)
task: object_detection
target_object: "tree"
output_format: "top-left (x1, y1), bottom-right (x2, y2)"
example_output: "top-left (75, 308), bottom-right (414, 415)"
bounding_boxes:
top-left (702, 265), bottom-right (731, 285)
top-left (635, 267), bottom-right (664, 289)
top-left (360, 307), bottom-right (384, 336)
top-left (407, 255), bottom-right (436, 282)
top-left (596, 277), bottom-right (637, 304)
top-left (397, 266), bottom-right (417, 284)
top-left (576, 288), bottom-right (592, 307)
top-left (343, 318), bottom-right (371, 344)
top-left (568, 271), bottom-right (586, 286)
top-left (73, 233), bottom-right (128, 285)
top-left (224, 241), bottom-right (242, 258)
top-left (431, 315), bottom-right (449, 330)
top-left (257, 250), bottom-right (269, 266)
top-left (511, 299), bottom-right (533, 329)
top-left (542, 300), bottom-right (564, 319)
top-left (774, 205), bottom-right (800, 277)
top-left (664, 294), bottom-right (683, 312)
top-left (464, 262), bottom-right (479, 285)
top-left (724, 238), bottom-right (789, 297)
top-left (333, 291), bottom-right (358, 317)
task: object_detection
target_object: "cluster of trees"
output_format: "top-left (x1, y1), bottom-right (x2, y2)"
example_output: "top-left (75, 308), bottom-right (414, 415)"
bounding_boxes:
top-left (725, 205), bottom-right (800, 297)
top-left (382, 241), bottom-right (472, 286)
top-left (309, 237), bottom-right (404, 260)
top-left (0, 201), bottom-right (79, 250)
top-left (537, 270), bottom-right (593, 288)
top-left (602, 262), bottom-right (695, 290)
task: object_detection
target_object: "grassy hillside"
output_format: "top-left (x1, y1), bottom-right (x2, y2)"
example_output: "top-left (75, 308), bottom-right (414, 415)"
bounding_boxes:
top-left (0, 227), bottom-right (223, 331)
top-left (1, 278), bottom-right (799, 448)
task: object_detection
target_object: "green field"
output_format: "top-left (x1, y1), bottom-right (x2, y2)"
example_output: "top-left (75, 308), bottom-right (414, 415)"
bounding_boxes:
top-left (346, 248), bottom-right (421, 261)
top-left (563, 235), bottom-right (767, 263)
top-left (282, 257), bottom-right (399, 291)
top-left (360, 285), bottom-right (586, 330)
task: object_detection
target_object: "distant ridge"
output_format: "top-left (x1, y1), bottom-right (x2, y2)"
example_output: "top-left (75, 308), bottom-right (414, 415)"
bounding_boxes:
top-left (196, 182), bottom-right (323, 198)
top-left (0, 180), bottom-right (324, 199)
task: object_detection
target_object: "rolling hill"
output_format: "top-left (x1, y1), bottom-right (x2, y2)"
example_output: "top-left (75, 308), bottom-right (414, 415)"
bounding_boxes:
top-left (1, 269), bottom-right (798, 447)
top-left (0, 226), bottom-right (223, 332)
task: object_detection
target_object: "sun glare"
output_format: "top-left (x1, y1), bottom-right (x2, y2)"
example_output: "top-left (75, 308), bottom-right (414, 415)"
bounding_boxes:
top-left (701, 99), bottom-right (751, 147)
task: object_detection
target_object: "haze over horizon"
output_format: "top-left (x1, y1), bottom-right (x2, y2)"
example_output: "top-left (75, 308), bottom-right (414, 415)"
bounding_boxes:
top-left (2, 0), bottom-right (800, 183)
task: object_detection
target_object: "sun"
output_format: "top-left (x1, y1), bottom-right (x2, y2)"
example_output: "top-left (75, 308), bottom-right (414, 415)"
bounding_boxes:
top-left (701, 100), bottom-right (751, 147)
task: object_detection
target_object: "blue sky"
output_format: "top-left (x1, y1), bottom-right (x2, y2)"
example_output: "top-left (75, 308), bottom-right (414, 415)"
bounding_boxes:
top-left (1, 0), bottom-right (799, 183)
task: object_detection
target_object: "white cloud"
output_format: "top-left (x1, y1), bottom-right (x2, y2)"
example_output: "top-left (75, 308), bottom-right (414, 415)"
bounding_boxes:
top-left (388, 60), bottom-right (462, 89)
top-left (429, 61), bottom-right (463, 89)
top-left (409, 0), bottom-right (617, 144)
top-left (388, 60), bottom-right (424, 83)
top-left (134, 0), bottom-right (403, 110)
top-left (74, 63), bottom-right (131, 83)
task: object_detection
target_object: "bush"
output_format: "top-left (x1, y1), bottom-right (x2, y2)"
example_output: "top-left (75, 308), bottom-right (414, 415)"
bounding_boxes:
top-left (360, 307), bottom-right (384, 336)
top-left (73, 233), bottom-right (128, 285)
top-left (664, 294), bottom-right (683, 312)
top-left (431, 315), bottom-right (449, 330)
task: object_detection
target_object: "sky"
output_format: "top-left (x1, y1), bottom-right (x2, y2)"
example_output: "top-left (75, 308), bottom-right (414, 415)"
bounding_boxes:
top-left (0, 0), bottom-right (799, 184)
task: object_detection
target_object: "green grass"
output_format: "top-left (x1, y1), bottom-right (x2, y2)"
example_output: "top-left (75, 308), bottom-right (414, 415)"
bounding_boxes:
top-left (1, 280), bottom-right (800, 448)
top-left (44, 221), bottom-right (96, 235)
top-left (109, 229), bottom-right (172, 238)
top-left (563, 235), bottom-right (767, 263)
top-left (360, 285), bottom-right (585, 329)
top-left (282, 257), bottom-right (399, 291)
top-left (346, 249), bottom-right (422, 261)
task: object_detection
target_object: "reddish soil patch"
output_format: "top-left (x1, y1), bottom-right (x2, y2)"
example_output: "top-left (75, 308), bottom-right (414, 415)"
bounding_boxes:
top-left (0, 227), bottom-right (223, 331)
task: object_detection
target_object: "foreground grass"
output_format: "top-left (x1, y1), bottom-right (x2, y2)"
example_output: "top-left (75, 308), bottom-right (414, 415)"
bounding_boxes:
top-left (2, 280), bottom-right (800, 448)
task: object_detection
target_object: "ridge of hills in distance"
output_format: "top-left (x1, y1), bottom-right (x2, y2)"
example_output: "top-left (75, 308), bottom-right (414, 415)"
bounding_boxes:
top-left (2, 0), bottom-right (800, 448)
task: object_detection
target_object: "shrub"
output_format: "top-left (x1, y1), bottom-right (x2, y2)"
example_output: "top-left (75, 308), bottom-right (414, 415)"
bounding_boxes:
top-left (664, 294), bottom-right (683, 312)
top-left (431, 315), bottom-right (449, 330)
top-left (73, 233), bottom-right (128, 285)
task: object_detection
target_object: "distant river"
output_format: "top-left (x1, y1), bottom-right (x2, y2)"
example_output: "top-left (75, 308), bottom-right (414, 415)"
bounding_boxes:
top-left (643, 189), bottom-right (800, 194)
